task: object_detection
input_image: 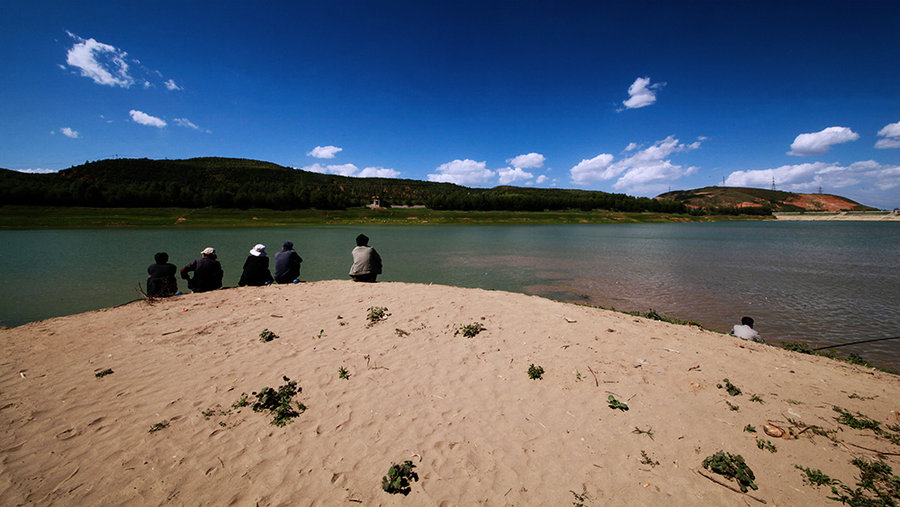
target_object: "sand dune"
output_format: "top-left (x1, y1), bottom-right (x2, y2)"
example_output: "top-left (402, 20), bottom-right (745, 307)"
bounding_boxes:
top-left (2, 281), bottom-right (898, 505)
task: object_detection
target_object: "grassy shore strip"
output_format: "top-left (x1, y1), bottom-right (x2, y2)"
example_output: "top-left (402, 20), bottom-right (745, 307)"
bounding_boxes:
top-left (0, 205), bottom-right (767, 228)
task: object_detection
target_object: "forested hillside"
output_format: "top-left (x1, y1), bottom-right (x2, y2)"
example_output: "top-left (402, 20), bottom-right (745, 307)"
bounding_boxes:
top-left (0, 157), bottom-right (688, 213)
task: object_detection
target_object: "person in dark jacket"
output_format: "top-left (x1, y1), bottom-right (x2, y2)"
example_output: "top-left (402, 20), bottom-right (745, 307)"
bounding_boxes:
top-left (274, 241), bottom-right (303, 283)
top-left (147, 252), bottom-right (177, 297)
top-left (238, 244), bottom-right (274, 286)
top-left (349, 234), bottom-right (382, 282)
top-left (180, 247), bottom-right (224, 292)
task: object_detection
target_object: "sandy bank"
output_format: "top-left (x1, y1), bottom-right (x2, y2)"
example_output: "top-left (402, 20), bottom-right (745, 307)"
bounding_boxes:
top-left (2, 281), bottom-right (898, 505)
top-left (774, 212), bottom-right (900, 221)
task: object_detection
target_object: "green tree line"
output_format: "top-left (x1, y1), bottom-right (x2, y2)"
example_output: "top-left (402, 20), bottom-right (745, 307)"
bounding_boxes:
top-left (0, 157), bottom-right (696, 213)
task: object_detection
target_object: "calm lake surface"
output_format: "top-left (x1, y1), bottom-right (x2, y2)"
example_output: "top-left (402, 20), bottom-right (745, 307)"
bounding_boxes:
top-left (2, 222), bottom-right (898, 370)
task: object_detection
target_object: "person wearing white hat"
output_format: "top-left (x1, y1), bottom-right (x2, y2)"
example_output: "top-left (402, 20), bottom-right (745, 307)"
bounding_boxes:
top-left (238, 243), bottom-right (274, 287)
top-left (180, 247), bottom-right (223, 292)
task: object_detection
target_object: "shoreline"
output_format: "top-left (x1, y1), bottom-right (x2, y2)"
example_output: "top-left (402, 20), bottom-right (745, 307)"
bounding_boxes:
top-left (774, 211), bottom-right (900, 221)
top-left (2, 281), bottom-right (898, 504)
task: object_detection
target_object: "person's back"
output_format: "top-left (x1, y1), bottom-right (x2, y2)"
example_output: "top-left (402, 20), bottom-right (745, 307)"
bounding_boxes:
top-left (147, 252), bottom-right (177, 297)
top-left (274, 241), bottom-right (303, 283)
top-left (239, 244), bottom-right (274, 286)
top-left (731, 316), bottom-right (763, 343)
top-left (181, 247), bottom-right (223, 292)
top-left (349, 234), bottom-right (382, 282)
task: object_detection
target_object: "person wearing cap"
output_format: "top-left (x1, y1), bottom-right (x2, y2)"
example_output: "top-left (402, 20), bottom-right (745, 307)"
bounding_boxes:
top-left (147, 252), bottom-right (178, 297)
top-left (238, 244), bottom-right (274, 287)
top-left (180, 247), bottom-right (224, 292)
top-left (274, 241), bottom-right (303, 284)
top-left (349, 234), bottom-right (382, 282)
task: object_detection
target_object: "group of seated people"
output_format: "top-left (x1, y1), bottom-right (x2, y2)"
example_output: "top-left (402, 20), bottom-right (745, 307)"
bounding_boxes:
top-left (146, 234), bottom-right (381, 297)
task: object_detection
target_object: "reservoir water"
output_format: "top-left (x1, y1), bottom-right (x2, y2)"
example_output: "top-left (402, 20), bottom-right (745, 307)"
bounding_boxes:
top-left (1, 222), bottom-right (898, 370)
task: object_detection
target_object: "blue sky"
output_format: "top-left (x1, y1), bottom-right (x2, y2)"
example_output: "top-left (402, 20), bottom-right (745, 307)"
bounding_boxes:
top-left (2, 1), bottom-right (899, 208)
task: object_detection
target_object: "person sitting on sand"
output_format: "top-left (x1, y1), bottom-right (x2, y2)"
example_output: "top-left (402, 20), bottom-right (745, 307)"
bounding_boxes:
top-left (731, 316), bottom-right (763, 343)
top-left (180, 247), bottom-right (223, 292)
top-left (238, 244), bottom-right (274, 287)
top-left (147, 252), bottom-right (178, 297)
top-left (274, 241), bottom-right (303, 283)
top-left (349, 234), bottom-right (382, 283)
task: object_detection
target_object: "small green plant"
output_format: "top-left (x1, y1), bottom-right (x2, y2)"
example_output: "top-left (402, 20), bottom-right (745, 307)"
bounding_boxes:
top-left (744, 424), bottom-right (756, 433)
top-left (834, 407), bottom-right (900, 445)
top-left (367, 306), bottom-right (389, 324)
top-left (828, 457), bottom-right (900, 505)
top-left (756, 438), bottom-right (777, 452)
top-left (640, 450), bottom-right (660, 467)
top-left (848, 393), bottom-right (877, 400)
top-left (795, 465), bottom-right (834, 488)
top-left (632, 426), bottom-right (654, 439)
top-left (149, 420), bottom-right (169, 433)
top-left (252, 376), bottom-right (306, 426)
top-left (395, 328), bottom-right (409, 337)
top-left (575, 369), bottom-right (582, 381)
top-left (782, 341), bottom-right (814, 354)
top-left (455, 322), bottom-right (486, 338)
top-left (259, 329), bottom-right (279, 342)
top-left (232, 393), bottom-right (250, 409)
top-left (382, 460), bottom-right (418, 495)
top-left (94, 368), bottom-right (114, 378)
top-left (834, 406), bottom-right (881, 431)
top-left (845, 353), bottom-right (871, 367)
top-left (528, 364), bottom-right (545, 380)
top-left (716, 378), bottom-right (742, 396)
top-left (570, 489), bottom-right (589, 507)
top-left (338, 366), bottom-right (350, 380)
top-left (702, 451), bottom-right (758, 493)
top-left (316, 329), bottom-right (325, 339)
top-left (608, 395), bottom-right (629, 411)
top-left (749, 394), bottom-right (764, 403)
top-left (201, 407), bottom-right (218, 419)
top-left (726, 401), bottom-right (740, 411)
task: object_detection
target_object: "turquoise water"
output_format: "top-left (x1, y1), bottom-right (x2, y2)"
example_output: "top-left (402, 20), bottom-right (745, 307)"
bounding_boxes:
top-left (1, 222), bottom-right (898, 369)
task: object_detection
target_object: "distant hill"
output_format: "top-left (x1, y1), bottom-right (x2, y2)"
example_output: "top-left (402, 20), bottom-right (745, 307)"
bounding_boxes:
top-left (655, 186), bottom-right (876, 213)
top-left (0, 157), bottom-right (685, 213)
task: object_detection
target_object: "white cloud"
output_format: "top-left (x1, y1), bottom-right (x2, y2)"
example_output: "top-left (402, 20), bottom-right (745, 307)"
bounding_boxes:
top-left (129, 110), bottom-right (166, 128)
top-left (323, 163), bottom-right (358, 176)
top-left (15, 168), bottom-right (58, 174)
top-left (788, 126), bottom-right (859, 156)
top-left (59, 127), bottom-right (79, 138)
top-left (570, 136), bottom-right (701, 191)
top-left (497, 167), bottom-right (534, 185)
top-left (173, 117), bottom-right (209, 133)
top-left (875, 120), bottom-right (900, 149)
top-left (507, 152), bottom-right (545, 169)
top-left (622, 76), bottom-right (664, 110)
top-left (359, 166), bottom-right (400, 178)
top-left (427, 159), bottom-right (494, 186)
top-left (300, 163), bottom-right (328, 174)
top-left (725, 160), bottom-right (900, 193)
top-left (624, 142), bottom-right (639, 152)
top-left (536, 175), bottom-right (549, 184)
top-left (65, 31), bottom-right (134, 88)
top-left (570, 153), bottom-right (616, 185)
top-left (307, 145), bottom-right (342, 159)
top-left (297, 163), bottom-right (398, 178)
top-left (164, 79), bottom-right (182, 91)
